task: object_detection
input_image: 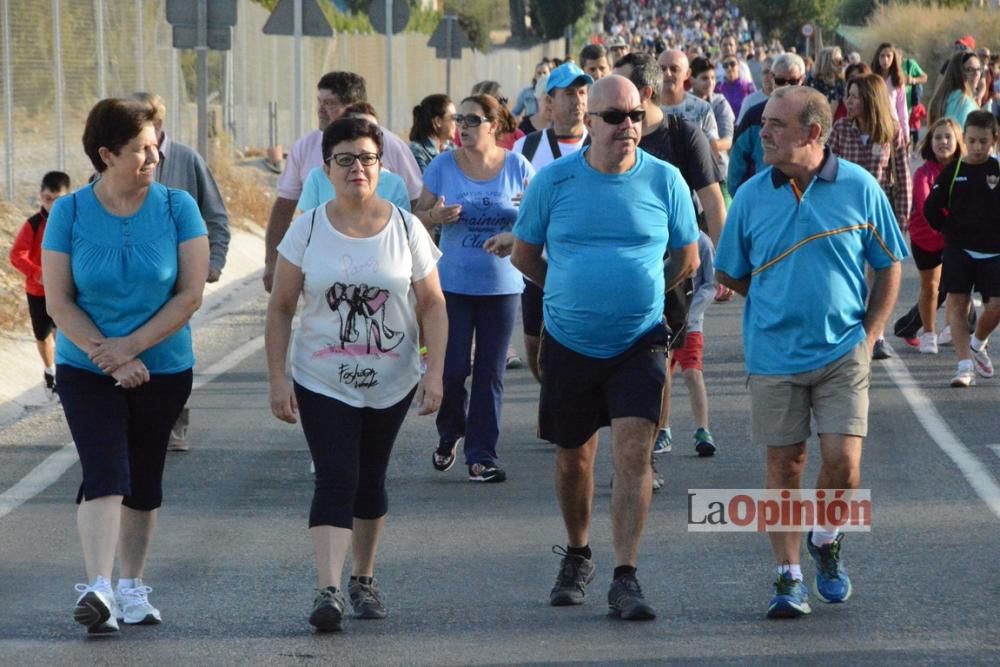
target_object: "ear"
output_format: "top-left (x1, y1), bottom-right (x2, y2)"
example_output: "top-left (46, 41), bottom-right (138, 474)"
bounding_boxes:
top-left (323, 162), bottom-right (332, 178)
top-left (97, 146), bottom-right (114, 169)
top-left (805, 122), bottom-right (823, 145)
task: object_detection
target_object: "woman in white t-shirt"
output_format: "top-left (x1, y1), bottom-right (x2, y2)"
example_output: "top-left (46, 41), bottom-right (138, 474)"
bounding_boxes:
top-left (266, 118), bottom-right (447, 633)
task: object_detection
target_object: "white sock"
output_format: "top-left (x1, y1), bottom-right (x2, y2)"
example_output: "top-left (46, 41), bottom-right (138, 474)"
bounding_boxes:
top-left (811, 528), bottom-right (838, 546)
top-left (44, 367), bottom-right (55, 376)
top-left (958, 359), bottom-right (974, 371)
top-left (91, 575), bottom-right (112, 591)
top-left (117, 577), bottom-right (136, 591)
top-left (971, 334), bottom-right (986, 351)
top-left (661, 426), bottom-right (672, 438)
top-left (776, 564), bottom-right (803, 581)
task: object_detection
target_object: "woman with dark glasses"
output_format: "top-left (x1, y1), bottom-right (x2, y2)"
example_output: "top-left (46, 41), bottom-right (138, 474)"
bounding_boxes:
top-left (928, 51), bottom-right (985, 128)
top-left (416, 94), bottom-right (535, 483)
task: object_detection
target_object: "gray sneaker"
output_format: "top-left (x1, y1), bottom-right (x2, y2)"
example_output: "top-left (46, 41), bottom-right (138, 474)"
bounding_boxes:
top-left (550, 545), bottom-right (596, 606)
top-left (607, 573), bottom-right (657, 620)
top-left (348, 577), bottom-right (387, 619)
top-left (309, 586), bottom-right (345, 632)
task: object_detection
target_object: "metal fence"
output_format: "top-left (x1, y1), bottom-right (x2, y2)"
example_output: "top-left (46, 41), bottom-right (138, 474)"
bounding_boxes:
top-left (1, 0), bottom-right (562, 207)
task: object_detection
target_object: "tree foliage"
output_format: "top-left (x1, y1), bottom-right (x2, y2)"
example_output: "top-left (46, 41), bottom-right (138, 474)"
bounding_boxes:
top-left (527, 0), bottom-right (589, 40)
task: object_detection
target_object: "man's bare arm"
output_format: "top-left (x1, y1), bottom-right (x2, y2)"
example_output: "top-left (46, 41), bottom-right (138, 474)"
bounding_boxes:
top-left (263, 197), bottom-right (299, 292)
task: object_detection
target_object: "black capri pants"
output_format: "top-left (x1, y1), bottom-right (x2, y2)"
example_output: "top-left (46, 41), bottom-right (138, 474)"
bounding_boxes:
top-left (294, 382), bottom-right (417, 529)
top-left (56, 364), bottom-right (192, 511)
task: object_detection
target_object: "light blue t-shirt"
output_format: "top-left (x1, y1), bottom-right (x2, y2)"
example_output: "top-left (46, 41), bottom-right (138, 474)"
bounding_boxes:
top-left (298, 166), bottom-right (411, 212)
top-left (715, 154), bottom-right (908, 376)
top-left (513, 147), bottom-right (700, 358)
top-left (423, 150), bottom-right (535, 295)
top-left (42, 183), bottom-right (207, 374)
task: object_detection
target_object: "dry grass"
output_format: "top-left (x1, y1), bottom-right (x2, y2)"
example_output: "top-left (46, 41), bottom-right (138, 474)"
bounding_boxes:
top-left (857, 4), bottom-right (1000, 97)
top-left (0, 200), bottom-right (33, 332)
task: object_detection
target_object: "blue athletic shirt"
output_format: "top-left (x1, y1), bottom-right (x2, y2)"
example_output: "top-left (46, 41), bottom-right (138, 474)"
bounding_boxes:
top-left (42, 182), bottom-right (207, 374)
top-left (513, 147), bottom-right (700, 358)
top-left (422, 150), bottom-right (535, 295)
top-left (298, 166), bottom-right (411, 212)
top-left (715, 153), bottom-right (908, 376)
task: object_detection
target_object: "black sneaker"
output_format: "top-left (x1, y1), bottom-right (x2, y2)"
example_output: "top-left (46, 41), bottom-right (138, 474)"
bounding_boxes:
top-left (44, 371), bottom-right (57, 401)
top-left (309, 586), bottom-right (345, 632)
top-left (872, 338), bottom-right (892, 360)
top-left (468, 462), bottom-right (506, 482)
top-left (549, 545), bottom-right (596, 606)
top-left (432, 437), bottom-right (462, 472)
top-left (607, 573), bottom-right (657, 620)
top-left (348, 577), bottom-right (386, 619)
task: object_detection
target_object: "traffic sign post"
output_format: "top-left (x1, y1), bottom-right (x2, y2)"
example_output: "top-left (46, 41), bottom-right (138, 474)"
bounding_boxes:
top-left (428, 15), bottom-right (471, 97)
top-left (801, 22), bottom-right (814, 60)
top-left (369, 0), bottom-right (410, 131)
top-left (165, 0), bottom-right (238, 158)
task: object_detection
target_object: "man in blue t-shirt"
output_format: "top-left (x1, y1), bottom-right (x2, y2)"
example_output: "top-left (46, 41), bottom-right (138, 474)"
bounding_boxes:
top-left (512, 75), bottom-right (700, 621)
top-left (715, 86), bottom-right (906, 620)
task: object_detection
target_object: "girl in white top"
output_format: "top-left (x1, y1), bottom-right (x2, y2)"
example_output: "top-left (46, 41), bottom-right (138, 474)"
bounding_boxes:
top-left (266, 117), bottom-right (447, 633)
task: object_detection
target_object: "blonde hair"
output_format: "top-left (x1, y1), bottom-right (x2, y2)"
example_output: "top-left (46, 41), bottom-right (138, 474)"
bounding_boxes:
top-left (918, 117), bottom-right (965, 163)
top-left (129, 91), bottom-right (166, 123)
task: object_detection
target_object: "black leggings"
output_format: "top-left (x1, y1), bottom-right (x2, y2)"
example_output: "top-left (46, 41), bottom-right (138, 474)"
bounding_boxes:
top-left (294, 383), bottom-right (416, 529)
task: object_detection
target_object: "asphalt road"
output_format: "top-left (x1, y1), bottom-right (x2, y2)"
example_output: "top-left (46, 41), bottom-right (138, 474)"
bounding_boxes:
top-left (1, 263), bottom-right (999, 666)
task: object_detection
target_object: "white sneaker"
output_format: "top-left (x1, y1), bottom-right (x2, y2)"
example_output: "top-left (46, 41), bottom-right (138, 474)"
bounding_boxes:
top-left (938, 326), bottom-right (953, 346)
top-left (971, 343), bottom-right (994, 378)
top-left (951, 363), bottom-right (975, 388)
top-left (115, 580), bottom-right (162, 625)
top-left (919, 332), bottom-right (939, 354)
top-left (74, 582), bottom-right (119, 634)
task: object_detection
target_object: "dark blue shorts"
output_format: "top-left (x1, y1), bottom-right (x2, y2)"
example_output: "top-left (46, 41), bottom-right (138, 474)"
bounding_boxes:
top-left (56, 364), bottom-right (192, 511)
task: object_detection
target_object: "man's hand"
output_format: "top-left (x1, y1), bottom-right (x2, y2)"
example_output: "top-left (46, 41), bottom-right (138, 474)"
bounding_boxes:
top-left (208, 266), bottom-right (222, 283)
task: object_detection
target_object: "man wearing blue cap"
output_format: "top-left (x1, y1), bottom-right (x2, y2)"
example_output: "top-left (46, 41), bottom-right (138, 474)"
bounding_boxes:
top-left (513, 62), bottom-right (594, 382)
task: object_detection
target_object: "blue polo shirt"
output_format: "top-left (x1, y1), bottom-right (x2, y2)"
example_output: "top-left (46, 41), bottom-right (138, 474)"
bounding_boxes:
top-left (513, 147), bottom-right (699, 358)
top-left (43, 183), bottom-right (207, 375)
top-left (715, 151), bottom-right (907, 375)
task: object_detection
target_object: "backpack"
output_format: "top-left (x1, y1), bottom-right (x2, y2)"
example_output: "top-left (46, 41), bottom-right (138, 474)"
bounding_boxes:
top-left (520, 128), bottom-right (591, 163)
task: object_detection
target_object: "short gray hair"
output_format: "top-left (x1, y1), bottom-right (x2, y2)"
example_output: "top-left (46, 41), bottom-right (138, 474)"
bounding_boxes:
top-left (771, 86), bottom-right (833, 144)
top-left (617, 52), bottom-right (663, 99)
top-left (772, 53), bottom-right (805, 77)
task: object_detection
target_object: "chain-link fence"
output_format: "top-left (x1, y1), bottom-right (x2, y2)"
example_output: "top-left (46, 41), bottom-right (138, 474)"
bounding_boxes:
top-left (1, 0), bottom-right (562, 208)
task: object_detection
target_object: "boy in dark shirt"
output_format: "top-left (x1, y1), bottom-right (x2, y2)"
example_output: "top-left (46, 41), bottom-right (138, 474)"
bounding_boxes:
top-left (8, 171), bottom-right (71, 398)
top-left (925, 111), bottom-right (1000, 387)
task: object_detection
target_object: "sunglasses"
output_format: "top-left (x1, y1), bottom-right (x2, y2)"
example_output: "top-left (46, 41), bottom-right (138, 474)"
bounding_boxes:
top-left (327, 152), bottom-right (380, 167)
top-left (454, 113), bottom-right (489, 128)
top-left (723, 61), bottom-right (739, 69)
top-left (773, 76), bottom-right (802, 86)
top-left (588, 108), bottom-right (646, 124)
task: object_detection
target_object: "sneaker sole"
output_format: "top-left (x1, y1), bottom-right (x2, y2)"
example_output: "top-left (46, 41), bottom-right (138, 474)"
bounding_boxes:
top-left (432, 438), bottom-right (462, 472)
top-left (74, 593), bottom-right (117, 634)
top-left (352, 607), bottom-right (387, 620)
top-left (550, 568), bottom-right (596, 606)
top-left (973, 365), bottom-right (994, 379)
top-left (695, 442), bottom-right (716, 457)
top-left (468, 472), bottom-right (507, 483)
top-left (309, 606), bottom-right (344, 632)
top-left (814, 579), bottom-right (852, 604)
top-left (121, 612), bottom-right (162, 625)
top-left (766, 598), bottom-right (812, 618)
top-left (950, 377), bottom-right (974, 388)
top-left (608, 603), bottom-right (657, 620)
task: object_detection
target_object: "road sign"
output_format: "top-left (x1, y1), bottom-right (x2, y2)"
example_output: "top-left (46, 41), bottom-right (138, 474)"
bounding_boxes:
top-left (263, 0), bottom-right (332, 37)
top-left (801, 22), bottom-right (814, 38)
top-left (166, 0), bottom-right (237, 50)
top-left (428, 15), bottom-right (471, 60)
top-left (369, 0), bottom-right (409, 35)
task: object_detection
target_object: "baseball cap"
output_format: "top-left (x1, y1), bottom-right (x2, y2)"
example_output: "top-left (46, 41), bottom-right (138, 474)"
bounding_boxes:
top-left (545, 62), bottom-right (595, 94)
top-left (607, 35), bottom-right (628, 49)
top-left (956, 35), bottom-right (976, 50)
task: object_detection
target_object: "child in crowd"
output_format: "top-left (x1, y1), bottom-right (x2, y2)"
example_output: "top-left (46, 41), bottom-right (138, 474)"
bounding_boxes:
top-left (925, 111), bottom-right (1000, 387)
top-left (909, 101), bottom-right (927, 151)
top-left (655, 231), bottom-right (718, 457)
top-left (907, 117), bottom-right (965, 354)
top-left (8, 171), bottom-right (71, 398)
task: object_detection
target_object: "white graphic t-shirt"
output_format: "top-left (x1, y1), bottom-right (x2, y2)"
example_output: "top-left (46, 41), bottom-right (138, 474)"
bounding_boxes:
top-left (278, 204), bottom-right (441, 408)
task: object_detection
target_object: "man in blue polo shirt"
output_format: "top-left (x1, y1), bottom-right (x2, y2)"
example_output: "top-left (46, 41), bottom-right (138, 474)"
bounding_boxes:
top-left (512, 75), bottom-right (699, 620)
top-left (716, 86), bottom-right (906, 619)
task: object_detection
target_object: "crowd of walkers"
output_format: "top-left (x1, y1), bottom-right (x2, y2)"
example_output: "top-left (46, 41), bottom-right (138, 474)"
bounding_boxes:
top-left (8, 7), bottom-right (999, 638)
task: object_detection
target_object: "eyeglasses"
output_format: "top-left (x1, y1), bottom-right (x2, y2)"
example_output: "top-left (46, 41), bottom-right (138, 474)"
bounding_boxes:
top-left (454, 113), bottom-right (489, 128)
top-left (773, 76), bottom-right (802, 86)
top-left (588, 108), bottom-right (645, 124)
top-left (327, 152), bottom-right (381, 167)
top-left (963, 66), bottom-right (982, 74)
top-left (723, 61), bottom-right (739, 69)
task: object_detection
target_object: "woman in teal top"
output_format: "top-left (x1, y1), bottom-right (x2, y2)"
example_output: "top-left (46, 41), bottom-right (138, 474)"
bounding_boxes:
top-left (42, 98), bottom-right (208, 636)
top-left (929, 52), bottom-right (983, 127)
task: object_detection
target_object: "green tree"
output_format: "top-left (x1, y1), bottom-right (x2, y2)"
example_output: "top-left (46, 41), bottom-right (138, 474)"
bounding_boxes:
top-left (528, 0), bottom-right (590, 41)
top-left (737, 0), bottom-right (840, 44)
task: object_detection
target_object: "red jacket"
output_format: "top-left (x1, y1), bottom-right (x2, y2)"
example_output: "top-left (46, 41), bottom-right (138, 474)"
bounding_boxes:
top-left (9, 209), bottom-right (47, 296)
top-left (908, 160), bottom-right (944, 253)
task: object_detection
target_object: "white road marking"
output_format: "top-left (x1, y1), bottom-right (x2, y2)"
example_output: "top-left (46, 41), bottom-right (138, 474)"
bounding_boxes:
top-left (882, 357), bottom-right (1000, 520)
top-left (0, 335), bottom-right (265, 522)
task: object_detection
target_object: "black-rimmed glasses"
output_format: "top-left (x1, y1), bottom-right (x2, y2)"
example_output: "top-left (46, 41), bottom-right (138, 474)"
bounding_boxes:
top-left (773, 76), bottom-right (803, 86)
top-left (587, 108), bottom-right (645, 125)
top-left (327, 152), bottom-right (381, 167)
